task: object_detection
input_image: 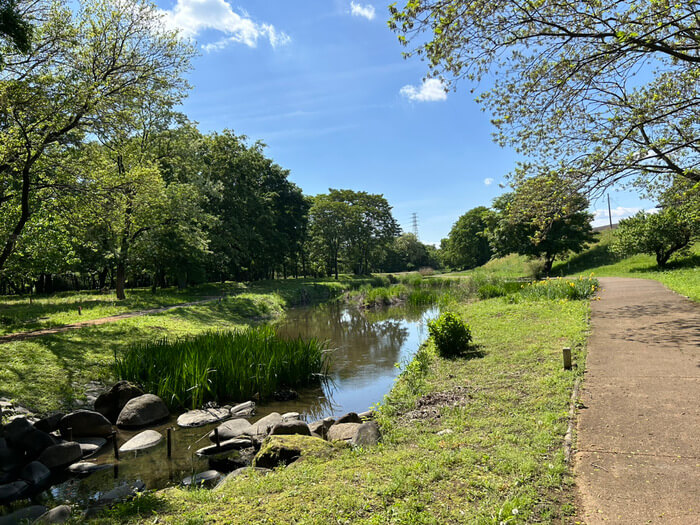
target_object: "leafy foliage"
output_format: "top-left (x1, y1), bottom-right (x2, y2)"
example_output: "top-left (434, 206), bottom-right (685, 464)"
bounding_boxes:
top-left (440, 206), bottom-right (492, 270)
top-left (427, 311), bottom-right (472, 358)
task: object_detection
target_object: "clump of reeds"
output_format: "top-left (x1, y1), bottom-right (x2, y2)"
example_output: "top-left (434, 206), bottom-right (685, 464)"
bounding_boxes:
top-left (113, 326), bottom-right (329, 410)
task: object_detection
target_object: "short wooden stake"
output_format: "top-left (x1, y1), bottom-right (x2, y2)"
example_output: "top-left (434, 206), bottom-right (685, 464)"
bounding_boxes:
top-left (563, 347), bottom-right (572, 370)
top-left (167, 427), bottom-right (172, 459)
top-left (67, 427), bottom-right (73, 441)
top-left (214, 428), bottom-right (221, 449)
top-left (112, 431), bottom-right (120, 460)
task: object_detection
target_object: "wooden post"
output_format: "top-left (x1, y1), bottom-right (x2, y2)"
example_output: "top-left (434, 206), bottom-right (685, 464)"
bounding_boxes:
top-left (214, 428), bottom-right (221, 449)
top-left (563, 347), bottom-right (572, 370)
top-left (167, 428), bottom-right (172, 459)
top-left (112, 431), bottom-right (119, 460)
top-left (67, 427), bottom-right (73, 441)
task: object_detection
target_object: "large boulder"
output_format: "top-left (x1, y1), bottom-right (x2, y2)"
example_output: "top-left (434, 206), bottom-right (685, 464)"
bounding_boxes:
top-left (34, 413), bottom-right (65, 434)
top-left (253, 435), bottom-right (344, 469)
top-left (177, 408), bottom-right (230, 428)
top-left (269, 420), bottom-right (311, 437)
top-left (245, 412), bottom-right (282, 438)
top-left (94, 381), bottom-right (144, 423)
top-left (213, 467), bottom-right (271, 491)
top-left (352, 421), bottom-right (381, 447)
top-left (0, 480), bottom-right (29, 505)
top-left (209, 418), bottom-right (252, 443)
top-left (59, 410), bottom-right (113, 438)
top-left (76, 437), bottom-right (107, 457)
top-left (116, 394), bottom-right (169, 428)
top-left (0, 447), bottom-right (24, 483)
top-left (119, 430), bottom-right (163, 453)
top-left (327, 423), bottom-right (361, 443)
top-left (38, 442), bottom-right (83, 470)
top-left (0, 505), bottom-right (47, 525)
top-left (308, 417), bottom-right (335, 440)
top-left (4, 417), bottom-right (33, 448)
top-left (19, 461), bottom-right (51, 486)
top-left (181, 470), bottom-right (222, 489)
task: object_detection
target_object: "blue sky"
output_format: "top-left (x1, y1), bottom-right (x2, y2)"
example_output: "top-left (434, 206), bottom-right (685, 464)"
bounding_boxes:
top-left (156, 0), bottom-right (654, 245)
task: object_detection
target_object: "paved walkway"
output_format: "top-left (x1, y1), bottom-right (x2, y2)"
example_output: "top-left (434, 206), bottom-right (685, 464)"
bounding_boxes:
top-left (0, 297), bottom-right (221, 344)
top-left (575, 277), bottom-right (700, 524)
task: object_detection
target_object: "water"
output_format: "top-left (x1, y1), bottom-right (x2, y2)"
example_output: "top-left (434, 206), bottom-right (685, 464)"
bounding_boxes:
top-left (47, 302), bottom-right (438, 508)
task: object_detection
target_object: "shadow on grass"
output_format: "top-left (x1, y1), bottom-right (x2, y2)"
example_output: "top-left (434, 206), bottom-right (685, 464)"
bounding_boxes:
top-left (552, 243), bottom-right (622, 276)
top-left (627, 254), bottom-right (700, 273)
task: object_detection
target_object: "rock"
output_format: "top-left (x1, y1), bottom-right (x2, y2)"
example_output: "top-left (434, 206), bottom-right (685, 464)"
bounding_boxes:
top-left (94, 381), bottom-right (144, 423)
top-left (269, 420), bottom-right (311, 437)
top-left (229, 401), bottom-right (255, 418)
top-left (22, 427), bottom-right (56, 459)
top-left (181, 470), bottom-right (222, 489)
top-left (119, 430), bottom-right (163, 453)
top-left (272, 389), bottom-right (298, 401)
top-left (335, 412), bottom-right (362, 425)
top-left (67, 462), bottom-right (112, 476)
top-left (19, 461), bottom-right (51, 486)
top-left (213, 467), bottom-right (271, 491)
top-left (245, 412), bottom-right (282, 437)
top-left (97, 480), bottom-right (145, 506)
top-left (352, 421), bottom-right (381, 447)
top-left (75, 437), bottom-right (107, 457)
top-left (177, 408), bottom-right (230, 428)
top-left (358, 410), bottom-right (375, 420)
top-left (33, 505), bottom-right (72, 524)
top-left (253, 435), bottom-right (342, 469)
top-left (308, 417), bottom-right (335, 440)
top-left (436, 428), bottom-right (454, 436)
top-left (116, 394), bottom-right (169, 428)
top-left (327, 423), bottom-right (361, 442)
top-left (4, 417), bottom-right (34, 448)
top-left (0, 447), bottom-right (24, 482)
top-left (209, 418), bottom-right (252, 443)
top-left (281, 412), bottom-right (300, 420)
top-left (37, 442), bottom-right (83, 470)
top-left (196, 437), bottom-right (254, 457)
top-left (0, 505), bottom-right (47, 525)
top-left (59, 410), bottom-right (113, 438)
top-left (0, 480), bottom-right (29, 505)
top-left (34, 413), bottom-right (65, 434)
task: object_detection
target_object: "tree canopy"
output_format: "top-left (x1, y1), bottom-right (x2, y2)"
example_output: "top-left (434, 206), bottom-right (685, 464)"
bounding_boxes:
top-left (441, 206), bottom-right (492, 270)
top-left (389, 1), bottom-right (700, 195)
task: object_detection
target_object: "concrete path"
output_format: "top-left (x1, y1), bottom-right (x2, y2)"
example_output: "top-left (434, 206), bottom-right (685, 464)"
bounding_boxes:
top-left (575, 277), bottom-right (700, 524)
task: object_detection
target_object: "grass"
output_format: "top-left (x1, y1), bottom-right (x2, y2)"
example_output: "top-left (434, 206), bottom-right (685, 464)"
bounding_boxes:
top-left (0, 277), bottom-right (378, 414)
top-left (103, 293), bottom-right (589, 524)
top-left (114, 326), bottom-right (329, 410)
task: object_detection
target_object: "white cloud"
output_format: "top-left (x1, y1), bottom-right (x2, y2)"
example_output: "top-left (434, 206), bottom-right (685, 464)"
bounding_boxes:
top-left (160, 0), bottom-right (290, 51)
top-left (484, 178), bottom-right (494, 186)
top-left (591, 206), bottom-right (659, 227)
top-left (350, 2), bottom-right (375, 20)
top-left (400, 78), bottom-right (447, 102)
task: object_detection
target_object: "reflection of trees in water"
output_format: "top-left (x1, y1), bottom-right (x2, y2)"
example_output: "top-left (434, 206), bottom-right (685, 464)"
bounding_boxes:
top-left (275, 303), bottom-right (436, 382)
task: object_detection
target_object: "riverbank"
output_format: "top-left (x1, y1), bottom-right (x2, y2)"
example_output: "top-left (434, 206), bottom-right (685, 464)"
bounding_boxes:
top-left (104, 294), bottom-right (589, 523)
top-left (0, 277), bottom-right (381, 415)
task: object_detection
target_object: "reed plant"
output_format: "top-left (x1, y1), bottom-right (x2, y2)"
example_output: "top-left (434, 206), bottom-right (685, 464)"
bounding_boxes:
top-left (113, 326), bottom-right (329, 410)
top-left (518, 275), bottom-right (599, 301)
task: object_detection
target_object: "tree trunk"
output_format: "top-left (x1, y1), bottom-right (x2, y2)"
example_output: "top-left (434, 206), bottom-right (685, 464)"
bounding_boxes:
top-left (116, 261), bottom-right (126, 300)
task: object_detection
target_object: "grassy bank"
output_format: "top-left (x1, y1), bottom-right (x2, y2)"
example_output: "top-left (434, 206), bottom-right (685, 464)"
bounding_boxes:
top-left (0, 277), bottom-right (377, 414)
top-left (105, 293), bottom-right (589, 524)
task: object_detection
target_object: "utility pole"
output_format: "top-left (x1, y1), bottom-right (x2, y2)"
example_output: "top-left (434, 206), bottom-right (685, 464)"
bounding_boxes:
top-left (607, 194), bottom-right (613, 230)
top-left (410, 212), bottom-right (419, 239)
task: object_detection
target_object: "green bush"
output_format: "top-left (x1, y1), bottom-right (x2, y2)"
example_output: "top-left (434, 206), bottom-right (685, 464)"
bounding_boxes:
top-left (427, 312), bottom-right (473, 358)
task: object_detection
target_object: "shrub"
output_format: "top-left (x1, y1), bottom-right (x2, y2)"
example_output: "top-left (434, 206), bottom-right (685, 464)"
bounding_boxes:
top-left (427, 312), bottom-right (473, 358)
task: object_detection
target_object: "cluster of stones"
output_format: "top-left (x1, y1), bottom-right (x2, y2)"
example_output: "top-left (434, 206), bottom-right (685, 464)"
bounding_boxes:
top-left (0, 381), bottom-right (174, 522)
top-left (179, 408), bottom-right (381, 490)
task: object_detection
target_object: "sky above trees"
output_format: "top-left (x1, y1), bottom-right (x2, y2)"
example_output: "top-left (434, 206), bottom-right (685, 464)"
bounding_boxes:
top-left (155, 0), bottom-right (654, 245)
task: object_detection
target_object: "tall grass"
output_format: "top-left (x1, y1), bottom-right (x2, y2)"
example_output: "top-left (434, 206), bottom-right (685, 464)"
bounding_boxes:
top-left (518, 275), bottom-right (599, 301)
top-left (113, 326), bottom-right (329, 410)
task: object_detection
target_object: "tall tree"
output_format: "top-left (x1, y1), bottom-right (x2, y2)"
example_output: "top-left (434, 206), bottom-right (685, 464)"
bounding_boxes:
top-left (0, 0), bottom-right (194, 275)
top-left (389, 2), bottom-right (700, 195)
top-left (489, 173), bottom-right (596, 274)
top-left (0, 0), bottom-right (32, 57)
top-left (441, 206), bottom-right (492, 270)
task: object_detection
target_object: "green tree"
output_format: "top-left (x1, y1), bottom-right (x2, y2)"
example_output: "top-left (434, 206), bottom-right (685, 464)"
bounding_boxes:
top-left (489, 174), bottom-right (596, 275)
top-left (389, 1), bottom-right (700, 195)
top-left (0, 0), bottom-right (32, 56)
top-left (441, 206), bottom-right (492, 270)
top-left (0, 0), bottom-right (194, 275)
top-left (308, 194), bottom-right (349, 279)
top-left (382, 233), bottom-right (439, 272)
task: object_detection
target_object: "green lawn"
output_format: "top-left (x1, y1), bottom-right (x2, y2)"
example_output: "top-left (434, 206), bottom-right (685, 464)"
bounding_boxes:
top-left (105, 295), bottom-right (588, 524)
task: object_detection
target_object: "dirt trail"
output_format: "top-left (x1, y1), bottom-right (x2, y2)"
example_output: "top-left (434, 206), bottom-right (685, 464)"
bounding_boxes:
top-left (0, 297), bottom-right (220, 344)
top-left (575, 277), bottom-right (700, 524)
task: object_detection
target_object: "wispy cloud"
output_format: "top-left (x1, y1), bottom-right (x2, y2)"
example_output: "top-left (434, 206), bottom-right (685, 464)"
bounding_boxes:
top-left (400, 78), bottom-right (447, 102)
top-left (350, 1), bottom-right (375, 20)
top-left (592, 206), bottom-right (658, 227)
top-left (484, 178), bottom-right (494, 186)
top-left (160, 0), bottom-right (290, 52)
